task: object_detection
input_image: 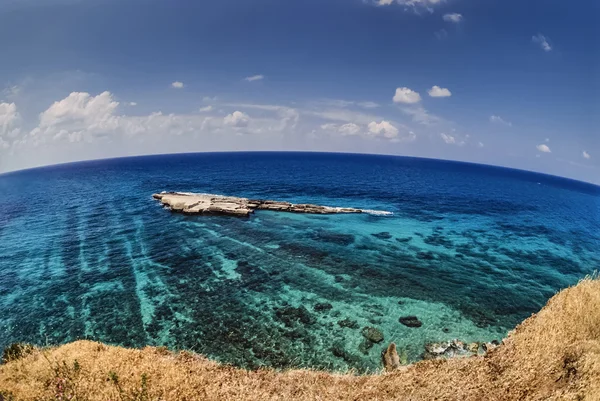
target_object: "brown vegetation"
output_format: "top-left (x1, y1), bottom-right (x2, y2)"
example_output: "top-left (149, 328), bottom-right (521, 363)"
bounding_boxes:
top-left (1, 277), bottom-right (599, 400)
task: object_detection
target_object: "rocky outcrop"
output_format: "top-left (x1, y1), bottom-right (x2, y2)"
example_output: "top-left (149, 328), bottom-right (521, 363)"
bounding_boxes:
top-left (421, 339), bottom-right (500, 360)
top-left (153, 192), bottom-right (364, 217)
top-left (381, 343), bottom-right (400, 371)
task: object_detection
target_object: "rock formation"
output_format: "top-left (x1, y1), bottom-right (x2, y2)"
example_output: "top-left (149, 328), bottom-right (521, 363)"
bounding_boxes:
top-left (153, 192), bottom-right (364, 217)
top-left (381, 342), bottom-right (400, 371)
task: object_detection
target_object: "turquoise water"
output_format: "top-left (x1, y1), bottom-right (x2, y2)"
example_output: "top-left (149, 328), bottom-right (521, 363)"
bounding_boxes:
top-left (0, 152), bottom-right (598, 372)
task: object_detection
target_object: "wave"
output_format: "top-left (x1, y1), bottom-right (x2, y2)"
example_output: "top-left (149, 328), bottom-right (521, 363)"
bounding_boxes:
top-left (361, 209), bottom-right (394, 216)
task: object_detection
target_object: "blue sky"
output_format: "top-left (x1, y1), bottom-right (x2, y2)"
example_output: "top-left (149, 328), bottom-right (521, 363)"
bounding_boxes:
top-left (0, 0), bottom-right (597, 183)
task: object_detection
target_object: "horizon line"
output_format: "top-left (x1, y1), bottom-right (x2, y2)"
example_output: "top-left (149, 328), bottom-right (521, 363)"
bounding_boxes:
top-left (1, 150), bottom-right (599, 189)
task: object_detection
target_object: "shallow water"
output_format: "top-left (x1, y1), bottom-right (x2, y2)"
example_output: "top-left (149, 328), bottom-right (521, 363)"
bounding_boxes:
top-left (0, 152), bottom-right (598, 371)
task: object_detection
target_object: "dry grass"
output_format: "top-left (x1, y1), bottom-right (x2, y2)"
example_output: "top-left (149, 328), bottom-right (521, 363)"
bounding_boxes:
top-left (1, 277), bottom-right (599, 401)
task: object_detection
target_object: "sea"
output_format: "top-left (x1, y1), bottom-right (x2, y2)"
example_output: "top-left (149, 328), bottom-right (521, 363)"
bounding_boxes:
top-left (0, 152), bottom-right (598, 372)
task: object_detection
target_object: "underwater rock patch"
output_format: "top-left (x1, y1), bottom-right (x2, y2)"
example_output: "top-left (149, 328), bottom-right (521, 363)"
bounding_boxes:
top-left (361, 327), bottom-right (384, 343)
top-left (275, 306), bottom-right (316, 327)
top-left (338, 318), bottom-right (359, 329)
top-left (314, 303), bottom-right (333, 312)
top-left (399, 316), bottom-right (422, 328)
top-left (371, 232), bottom-right (393, 240)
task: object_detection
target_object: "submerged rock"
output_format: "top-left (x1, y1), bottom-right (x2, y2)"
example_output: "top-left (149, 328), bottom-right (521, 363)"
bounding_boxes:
top-left (381, 342), bottom-right (400, 371)
top-left (371, 232), bottom-right (393, 240)
top-left (361, 327), bottom-right (384, 343)
top-left (274, 306), bottom-right (315, 327)
top-left (338, 318), bottom-right (359, 329)
top-left (399, 315), bottom-right (422, 328)
top-left (330, 344), bottom-right (360, 365)
top-left (314, 302), bottom-right (333, 313)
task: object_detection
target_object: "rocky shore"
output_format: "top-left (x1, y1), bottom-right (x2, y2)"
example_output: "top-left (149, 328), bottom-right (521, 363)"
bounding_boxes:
top-left (153, 192), bottom-right (364, 217)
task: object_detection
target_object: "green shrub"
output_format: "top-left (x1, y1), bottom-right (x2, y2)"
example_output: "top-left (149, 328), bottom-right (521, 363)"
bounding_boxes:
top-left (1, 343), bottom-right (34, 364)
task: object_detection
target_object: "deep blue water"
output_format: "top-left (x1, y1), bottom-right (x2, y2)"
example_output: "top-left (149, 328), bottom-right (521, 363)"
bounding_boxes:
top-left (0, 152), bottom-right (598, 371)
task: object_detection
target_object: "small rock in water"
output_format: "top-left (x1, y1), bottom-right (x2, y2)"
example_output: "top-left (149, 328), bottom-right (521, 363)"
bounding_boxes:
top-left (371, 232), bottom-right (393, 240)
top-left (314, 302), bottom-right (333, 312)
top-left (361, 326), bottom-right (384, 343)
top-left (395, 236), bottom-right (412, 243)
top-left (399, 315), bottom-right (422, 328)
top-left (338, 318), bottom-right (359, 329)
top-left (442, 327), bottom-right (450, 333)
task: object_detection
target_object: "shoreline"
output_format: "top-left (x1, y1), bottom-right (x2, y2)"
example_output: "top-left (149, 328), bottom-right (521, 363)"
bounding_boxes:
top-left (1, 277), bottom-right (598, 400)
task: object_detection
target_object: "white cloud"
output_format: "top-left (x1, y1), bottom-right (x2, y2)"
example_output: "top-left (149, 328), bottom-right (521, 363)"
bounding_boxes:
top-left (490, 115), bottom-right (512, 127)
top-left (338, 123), bottom-right (361, 136)
top-left (532, 34), bottom-right (552, 52)
top-left (393, 87), bottom-right (421, 104)
top-left (244, 75), bottom-right (265, 82)
top-left (368, 120), bottom-right (399, 139)
top-left (478, 142), bottom-right (484, 148)
top-left (128, 102), bottom-right (137, 106)
top-left (440, 133), bottom-right (456, 144)
top-left (583, 151), bottom-right (591, 159)
top-left (199, 105), bottom-right (213, 112)
top-left (0, 102), bottom-right (21, 138)
top-left (29, 91), bottom-right (120, 143)
top-left (443, 13), bottom-right (462, 23)
top-left (171, 81), bottom-right (184, 89)
top-left (536, 144), bottom-right (551, 153)
top-left (223, 111), bottom-right (250, 127)
top-left (402, 106), bottom-right (439, 125)
top-left (377, 0), bottom-right (446, 11)
top-left (428, 86), bottom-right (452, 98)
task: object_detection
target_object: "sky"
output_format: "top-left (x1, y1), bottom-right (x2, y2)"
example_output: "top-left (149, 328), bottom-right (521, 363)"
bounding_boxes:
top-left (0, 0), bottom-right (598, 183)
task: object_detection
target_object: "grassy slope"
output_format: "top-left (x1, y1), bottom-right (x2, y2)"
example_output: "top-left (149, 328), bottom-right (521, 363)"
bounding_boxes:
top-left (1, 278), bottom-right (599, 401)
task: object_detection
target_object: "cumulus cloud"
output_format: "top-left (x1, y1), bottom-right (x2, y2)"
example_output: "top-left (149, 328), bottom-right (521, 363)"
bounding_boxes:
top-left (128, 102), bottom-right (137, 106)
top-left (244, 75), bottom-right (265, 82)
top-left (583, 151), bottom-right (591, 159)
top-left (428, 86), bottom-right (452, 98)
top-left (440, 133), bottom-right (456, 144)
top-left (532, 34), bottom-right (552, 52)
top-left (223, 111), bottom-right (250, 127)
top-left (393, 87), bottom-right (421, 104)
top-left (490, 115), bottom-right (512, 127)
top-left (338, 123), bottom-right (361, 136)
top-left (536, 144), bottom-right (551, 153)
top-left (367, 120), bottom-right (399, 139)
top-left (443, 13), bottom-right (462, 23)
top-left (171, 81), bottom-right (184, 89)
top-left (199, 105), bottom-right (213, 112)
top-left (0, 102), bottom-right (21, 138)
